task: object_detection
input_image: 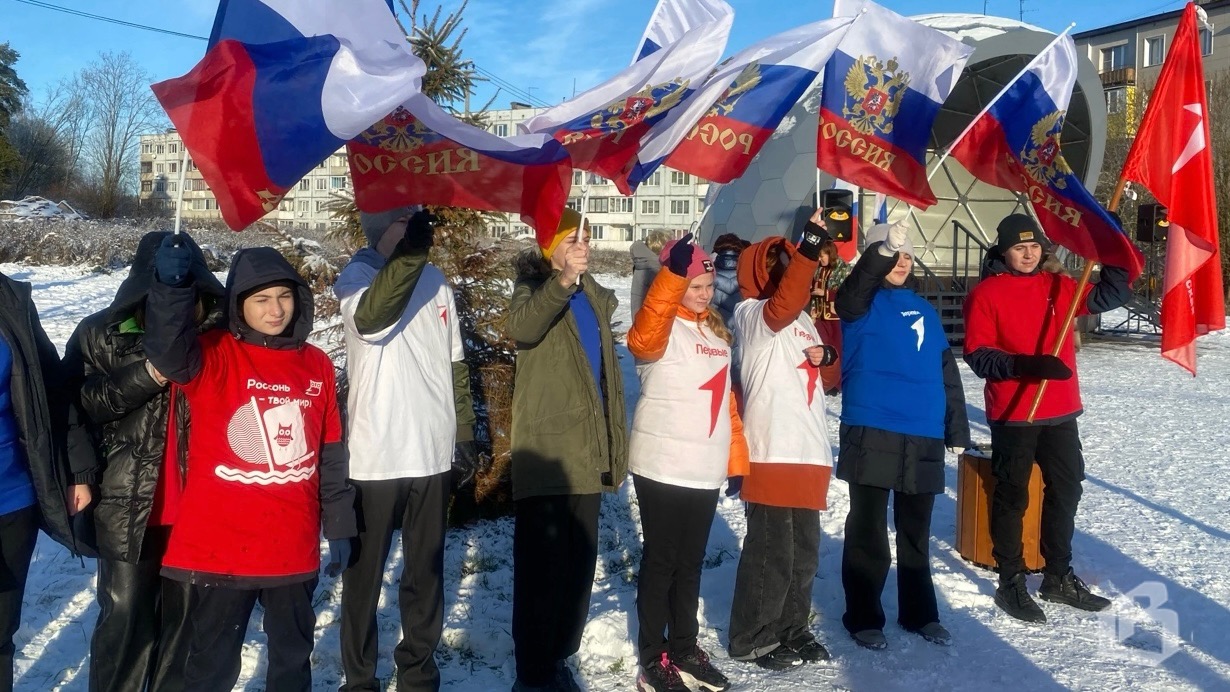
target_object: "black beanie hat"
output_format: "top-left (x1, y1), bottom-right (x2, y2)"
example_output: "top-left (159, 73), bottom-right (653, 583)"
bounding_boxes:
top-left (995, 214), bottom-right (1050, 253)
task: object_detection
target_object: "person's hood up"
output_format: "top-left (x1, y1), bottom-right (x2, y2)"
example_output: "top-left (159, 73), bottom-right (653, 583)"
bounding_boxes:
top-left (713, 249), bottom-right (739, 272)
top-left (225, 247), bottom-right (313, 348)
top-left (109, 231), bottom-right (224, 321)
top-left (737, 236), bottom-right (795, 300)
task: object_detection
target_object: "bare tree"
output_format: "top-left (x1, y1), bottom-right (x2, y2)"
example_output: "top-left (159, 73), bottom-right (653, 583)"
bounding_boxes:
top-left (77, 52), bottom-right (164, 217)
top-left (1209, 71), bottom-right (1230, 299)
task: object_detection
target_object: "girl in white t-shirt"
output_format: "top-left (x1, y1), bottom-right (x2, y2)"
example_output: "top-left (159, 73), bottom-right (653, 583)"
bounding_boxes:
top-left (626, 236), bottom-right (748, 692)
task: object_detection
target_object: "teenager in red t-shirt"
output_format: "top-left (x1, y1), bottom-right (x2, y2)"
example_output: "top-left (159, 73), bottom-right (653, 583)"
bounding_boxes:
top-left (145, 237), bottom-right (356, 692)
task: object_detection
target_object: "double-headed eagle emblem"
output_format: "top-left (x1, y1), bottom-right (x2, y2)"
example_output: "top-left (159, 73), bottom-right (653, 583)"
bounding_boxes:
top-left (356, 107), bottom-right (441, 152)
top-left (707, 63), bottom-right (763, 119)
top-left (842, 55), bottom-right (910, 136)
top-left (562, 79), bottom-right (690, 144)
top-left (1019, 110), bottom-right (1073, 189)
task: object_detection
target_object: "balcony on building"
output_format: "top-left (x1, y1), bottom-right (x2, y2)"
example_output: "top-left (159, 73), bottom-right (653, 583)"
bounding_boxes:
top-left (1099, 66), bottom-right (1136, 88)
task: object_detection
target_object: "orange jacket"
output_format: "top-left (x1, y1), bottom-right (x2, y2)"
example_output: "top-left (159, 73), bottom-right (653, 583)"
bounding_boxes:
top-left (629, 270), bottom-right (750, 477)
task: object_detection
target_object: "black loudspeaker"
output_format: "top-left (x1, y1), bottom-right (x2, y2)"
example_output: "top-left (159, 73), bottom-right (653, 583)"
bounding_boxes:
top-left (820, 189), bottom-right (855, 242)
top-left (1136, 203), bottom-right (1169, 243)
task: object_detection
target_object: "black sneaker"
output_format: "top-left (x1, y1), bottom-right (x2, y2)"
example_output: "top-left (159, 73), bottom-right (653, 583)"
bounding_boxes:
top-left (751, 646), bottom-right (803, 671)
top-left (784, 639), bottom-right (830, 662)
top-left (672, 646), bottom-right (730, 692)
top-left (903, 622), bottom-right (952, 646)
top-left (994, 572), bottom-right (1047, 624)
top-left (1038, 568), bottom-right (1112, 612)
top-left (850, 629), bottom-right (887, 650)
top-left (637, 653), bottom-right (689, 692)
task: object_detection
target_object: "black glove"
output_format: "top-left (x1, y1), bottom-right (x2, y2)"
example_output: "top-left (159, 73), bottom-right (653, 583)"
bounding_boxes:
top-left (452, 440), bottom-right (480, 489)
top-left (725, 476), bottom-right (743, 498)
top-left (666, 232), bottom-right (696, 277)
top-left (1013, 354), bottom-right (1072, 380)
top-left (398, 210), bottom-right (438, 252)
top-left (155, 234), bottom-right (194, 287)
top-left (818, 345), bottom-right (838, 367)
top-left (796, 221), bottom-right (828, 262)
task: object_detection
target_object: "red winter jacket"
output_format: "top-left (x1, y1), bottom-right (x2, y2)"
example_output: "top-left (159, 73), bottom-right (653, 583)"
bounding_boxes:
top-left (963, 254), bottom-right (1131, 425)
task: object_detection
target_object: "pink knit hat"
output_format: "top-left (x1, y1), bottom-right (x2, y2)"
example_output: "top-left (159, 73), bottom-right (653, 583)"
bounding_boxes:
top-left (659, 239), bottom-right (715, 280)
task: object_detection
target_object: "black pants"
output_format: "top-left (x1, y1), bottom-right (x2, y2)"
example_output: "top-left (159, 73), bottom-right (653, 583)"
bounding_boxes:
top-left (0, 506), bottom-right (37, 692)
top-left (512, 493), bottom-right (600, 686)
top-left (90, 526), bottom-right (195, 692)
top-left (990, 420), bottom-right (1085, 578)
top-left (633, 475), bottom-right (719, 666)
top-left (841, 484), bottom-right (938, 633)
top-left (341, 473), bottom-right (449, 692)
top-left (181, 578), bottom-right (318, 692)
top-left (728, 503), bottom-right (820, 659)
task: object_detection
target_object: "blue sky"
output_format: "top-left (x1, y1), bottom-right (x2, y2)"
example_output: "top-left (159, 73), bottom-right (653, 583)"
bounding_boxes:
top-left (1, 0), bottom-right (1185, 114)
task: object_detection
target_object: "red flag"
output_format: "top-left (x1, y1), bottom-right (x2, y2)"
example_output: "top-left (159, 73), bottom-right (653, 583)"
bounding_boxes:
top-left (348, 94), bottom-right (572, 237)
top-left (1120, 3), bottom-right (1225, 374)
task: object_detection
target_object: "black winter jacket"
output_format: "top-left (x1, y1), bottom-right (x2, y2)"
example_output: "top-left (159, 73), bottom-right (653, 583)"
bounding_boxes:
top-left (64, 232), bottom-right (224, 562)
top-left (0, 272), bottom-right (94, 553)
top-left (711, 250), bottom-right (741, 323)
top-left (833, 243), bottom-right (971, 495)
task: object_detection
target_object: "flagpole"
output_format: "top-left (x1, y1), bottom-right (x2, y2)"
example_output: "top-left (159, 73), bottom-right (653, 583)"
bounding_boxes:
top-left (927, 22), bottom-right (1076, 182)
top-left (173, 147), bottom-right (189, 235)
top-left (574, 183), bottom-right (590, 285)
top-left (1024, 175), bottom-right (1129, 422)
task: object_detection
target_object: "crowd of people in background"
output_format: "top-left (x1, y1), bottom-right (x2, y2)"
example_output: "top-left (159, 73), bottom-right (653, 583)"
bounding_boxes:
top-left (0, 203), bottom-right (1131, 692)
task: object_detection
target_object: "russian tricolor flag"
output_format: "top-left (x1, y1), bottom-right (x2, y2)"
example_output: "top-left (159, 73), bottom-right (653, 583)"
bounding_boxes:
top-left (949, 36), bottom-right (1145, 279)
top-left (520, 0), bottom-right (729, 194)
top-left (816, 0), bottom-right (972, 210)
top-left (151, 0), bottom-right (424, 230)
top-left (661, 18), bottom-right (854, 185)
top-left (347, 93), bottom-right (573, 240)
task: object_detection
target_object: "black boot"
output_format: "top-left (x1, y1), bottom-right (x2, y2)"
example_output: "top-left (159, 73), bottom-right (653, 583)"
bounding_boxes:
top-left (994, 572), bottom-right (1046, 624)
top-left (1038, 569), bottom-right (1112, 612)
top-left (672, 646), bottom-right (730, 692)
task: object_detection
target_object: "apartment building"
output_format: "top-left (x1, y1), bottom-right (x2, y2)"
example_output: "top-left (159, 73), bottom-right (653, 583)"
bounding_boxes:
top-left (1073, 0), bottom-right (1229, 128)
top-left (137, 102), bottom-right (710, 249)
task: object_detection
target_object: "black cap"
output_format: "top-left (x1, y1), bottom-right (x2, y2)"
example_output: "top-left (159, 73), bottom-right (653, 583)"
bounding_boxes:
top-left (995, 214), bottom-right (1050, 253)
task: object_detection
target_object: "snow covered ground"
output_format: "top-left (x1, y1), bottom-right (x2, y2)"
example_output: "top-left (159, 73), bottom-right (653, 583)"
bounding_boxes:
top-left (7, 262), bottom-right (1230, 691)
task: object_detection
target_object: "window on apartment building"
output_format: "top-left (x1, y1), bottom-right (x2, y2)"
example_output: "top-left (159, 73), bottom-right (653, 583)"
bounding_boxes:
top-left (169, 162), bottom-right (178, 174)
top-left (697, 198), bottom-right (706, 212)
top-left (280, 200), bottom-right (292, 212)
top-left (140, 162), bottom-right (152, 174)
top-left (566, 197), bottom-right (581, 211)
top-left (299, 179), bottom-right (310, 191)
top-left (588, 197), bottom-right (609, 213)
top-left (515, 224), bottom-right (529, 235)
top-left (141, 143), bottom-right (152, 154)
top-left (168, 181), bottom-right (177, 193)
top-left (298, 222), bottom-right (309, 230)
top-left (334, 155), bottom-right (347, 167)
top-left (590, 225), bottom-right (604, 240)
top-left (573, 171), bottom-right (583, 185)
top-left (141, 181), bottom-right (152, 193)
top-left (1100, 44), bottom-right (1128, 72)
top-left (317, 160), bottom-right (326, 169)
top-left (191, 179), bottom-right (209, 191)
top-left (494, 124), bottom-right (509, 137)
top-left (641, 199), bottom-right (660, 215)
top-left (299, 200), bottom-right (310, 212)
top-left (154, 180), bottom-right (165, 193)
top-left (156, 144), bottom-right (165, 154)
top-left (187, 159), bottom-right (196, 171)
top-left (588, 173), bottom-right (609, 186)
top-left (169, 142), bottom-right (179, 154)
top-left (155, 163), bottom-right (164, 174)
top-left (1144, 36), bottom-right (1165, 67)
top-left (316, 201), bottom-right (328, 212)
top-left (316, 177), bottom-right (327, 190)
top-left (1200, 26), bottom-right (1213, 56)
top-left (612, 197), bottom-right (633, 213)
top-left (1105, 88), bottom-right (1127, 115)
top-left (644, 171), bottom-right (662, 186)
top-left (670, 200), bottom-right (690, 215)
top-left (671, 171), bottom-right (690, 185)
top-left (317, 223), bottom-right (326, 231)
top-left (331, 176), bottom-right (346, 189)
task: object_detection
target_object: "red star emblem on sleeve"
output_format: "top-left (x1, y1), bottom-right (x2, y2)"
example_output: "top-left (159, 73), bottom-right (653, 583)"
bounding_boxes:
top-left (798, 360), bottom-right (820, 407)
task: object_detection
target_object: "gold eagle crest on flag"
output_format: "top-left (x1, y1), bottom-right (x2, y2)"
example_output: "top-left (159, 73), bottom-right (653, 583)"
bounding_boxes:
top-left (562, 79), bottom-right (690, 144)
top-left (356, 107), bottom-right (438, 152)
top-left (843, 56), bottom-right (909, 136)
top-left (707, 63), bottom-right (763, 119)
top-left (1020, 110), bottom-right (1073, 190)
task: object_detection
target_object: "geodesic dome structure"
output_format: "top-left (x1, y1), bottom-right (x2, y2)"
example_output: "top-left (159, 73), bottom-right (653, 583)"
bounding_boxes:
top-left (699, 15), bottom-right (1108, 278)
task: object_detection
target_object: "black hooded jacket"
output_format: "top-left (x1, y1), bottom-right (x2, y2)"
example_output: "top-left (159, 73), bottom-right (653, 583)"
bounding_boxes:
top-left (0, 272), bottom-right (96, 554)
top-left (64, 232), bottom-right (224, 563)
top-left (144, 246), bottom-right (356, 584)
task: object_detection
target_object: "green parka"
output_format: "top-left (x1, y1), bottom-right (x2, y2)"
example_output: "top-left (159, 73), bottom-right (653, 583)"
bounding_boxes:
top-left (506, 252), bottom-right (627, 500)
